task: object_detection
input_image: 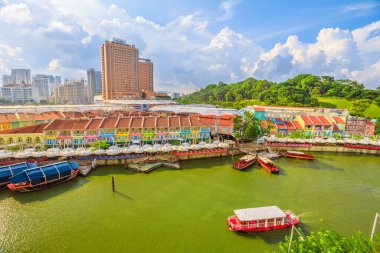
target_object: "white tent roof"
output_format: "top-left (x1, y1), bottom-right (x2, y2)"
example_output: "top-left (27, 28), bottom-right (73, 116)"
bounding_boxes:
top-left (234, 206), bottom-right (285, 221)
top-left (149, 105), bottom-right (242, 116)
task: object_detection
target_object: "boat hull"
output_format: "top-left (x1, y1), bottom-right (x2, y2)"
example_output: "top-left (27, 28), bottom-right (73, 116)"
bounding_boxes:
top-left (232, 160), bottom-right (256, 170)
top-left (7, 170), bottom-right (79, 192)
top-left (284, 153), bottom-right (314, 160)
top-left (227, 221), bottom-right (299, 232)
top-left (258, 159), bottom-right (279, 174)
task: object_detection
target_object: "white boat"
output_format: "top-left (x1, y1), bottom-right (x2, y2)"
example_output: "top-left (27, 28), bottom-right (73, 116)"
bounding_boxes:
top-left (78, 149), bottom-right (93, 156)
top-left (0, 151), bottom-right (13, 159)
top-left (133, 148), bottom-right (144, 154)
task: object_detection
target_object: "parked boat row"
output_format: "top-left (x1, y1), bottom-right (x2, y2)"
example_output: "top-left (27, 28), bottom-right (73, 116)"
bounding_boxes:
top-left (0, 161), bottom-right (80, 192)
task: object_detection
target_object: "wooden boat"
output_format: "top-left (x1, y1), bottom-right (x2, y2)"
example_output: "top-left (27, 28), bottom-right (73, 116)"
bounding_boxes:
top-left (227, 206), bottom-right (299, 232)
top-left (284, 151), bottom-right (314, 160)
top-left (232, 155), bottom-right (257, 170)
top-left (0, 162), bottom-right (37, 189)
top-left (258, 157), bottom-right (279, 174)
top-left (7, 161), bottom-right (79, 192)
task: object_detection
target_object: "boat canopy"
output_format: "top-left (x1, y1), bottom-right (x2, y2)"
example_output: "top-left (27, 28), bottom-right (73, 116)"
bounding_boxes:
top-left (0, 162), bottom-right (37, 184)
top-left (10, 161), bottom-right (79, 185)
top-left (287, 151), bottom-right (305, 155)
top-left (234, 206), bottom-right (285, 221)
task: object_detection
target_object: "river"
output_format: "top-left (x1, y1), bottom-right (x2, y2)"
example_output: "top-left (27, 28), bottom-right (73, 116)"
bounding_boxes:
top-left (0, 153), bottom-right (379, 252)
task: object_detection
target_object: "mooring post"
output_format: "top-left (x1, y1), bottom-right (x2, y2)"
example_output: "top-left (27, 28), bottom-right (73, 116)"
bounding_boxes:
top-left (371, 213), bottom-right (379, 241)
top-left (112, 176), bottom-right (115, 192)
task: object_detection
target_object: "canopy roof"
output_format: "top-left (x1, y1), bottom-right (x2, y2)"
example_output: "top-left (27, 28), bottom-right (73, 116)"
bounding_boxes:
top-left (150, 105), bottom-right (242, 116)
top-left (10, 161), bottom-right (79, 185)
top-left (234, 206), bottom-right (285, 221)
top-left (0, 162), bottom-right (37, 184)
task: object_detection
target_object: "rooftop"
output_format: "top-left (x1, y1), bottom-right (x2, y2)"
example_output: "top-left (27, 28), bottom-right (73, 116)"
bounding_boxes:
top-left (234, 206), bottom-right (285, 221)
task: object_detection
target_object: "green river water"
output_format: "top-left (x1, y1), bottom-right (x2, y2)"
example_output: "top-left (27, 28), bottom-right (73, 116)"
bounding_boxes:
top-left (0, 153), bottom-right (379, 253)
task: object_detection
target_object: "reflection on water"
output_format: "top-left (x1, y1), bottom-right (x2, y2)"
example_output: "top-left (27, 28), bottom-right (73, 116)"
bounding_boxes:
top-left (0, 153), bottom-right (379, 253)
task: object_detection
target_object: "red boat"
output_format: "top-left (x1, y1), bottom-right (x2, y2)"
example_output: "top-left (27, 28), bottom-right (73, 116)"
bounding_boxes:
top-left (233, 155), bottom-right (257, 170)
top-left (258, 157), bottom-right (279, 174)
top-left (284, 151), bottom-right (314, 160)
top-left (227, 206), bottom-right (300, 232)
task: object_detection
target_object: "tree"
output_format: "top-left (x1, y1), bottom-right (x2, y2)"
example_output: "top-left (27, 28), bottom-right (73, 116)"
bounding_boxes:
top-left (233, 111), bottom-right (267, 142)
top-left (376, 116), bottom-right (380, 135)
top-left (90, 140), bottom-right (110, 149)
top-left (350, 99), bottom-right (371, 117)
top-left (279, 227), bottom-right (379, 253)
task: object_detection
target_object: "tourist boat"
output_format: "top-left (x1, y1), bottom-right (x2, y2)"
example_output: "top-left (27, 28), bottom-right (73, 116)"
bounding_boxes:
top-left (258, 157), bottom-right (279, 174)
top-left (232, 155), bottom-right (257, 170)
top-left (284, 151), bottom-right (314, 160)
top-left (7, 161), bottom-right (80, 192)
top-left (0, 162), bottom-right (37, 189)
top-left (227, 206), bottom-right (299, 232)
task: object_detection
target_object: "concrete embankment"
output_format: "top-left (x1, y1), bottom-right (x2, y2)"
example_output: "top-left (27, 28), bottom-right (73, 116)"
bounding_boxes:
top-left (268, 145), bottom-right (380, 155)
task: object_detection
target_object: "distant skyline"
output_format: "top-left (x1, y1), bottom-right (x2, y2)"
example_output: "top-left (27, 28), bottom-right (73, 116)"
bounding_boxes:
top-left (0, 0), bottom-right (379, 92)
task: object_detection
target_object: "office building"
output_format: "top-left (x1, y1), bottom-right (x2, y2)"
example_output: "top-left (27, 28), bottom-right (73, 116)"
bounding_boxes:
top-left (87, 68), bottom-right (102, 102)
top-left (138, 59), bottom-right (153, 92)
top-left (33, 74), bottom-right (61, 100)
top-left (2, 69), bottom-right (31, 85)
top-left (54, 80), bottom-right (89, 104)
top-left (1, 84), bottom-right (40, 103)
top-left (101, 38), bottom-right (140, 100)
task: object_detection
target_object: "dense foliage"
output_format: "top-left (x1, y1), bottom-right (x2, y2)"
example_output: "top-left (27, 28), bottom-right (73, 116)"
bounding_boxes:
top-left (179, 74), bottom-right (380, 112)
top-left (90, 140), bottom-right (110, 149)
top-left (233, 111), bottom-right (268, 141)
top-left (279, 227), bottom-right (379, 253)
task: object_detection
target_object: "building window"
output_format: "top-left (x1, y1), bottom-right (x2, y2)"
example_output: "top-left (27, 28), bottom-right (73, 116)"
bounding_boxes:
top-left (26, 137), bottom-right (32, 143)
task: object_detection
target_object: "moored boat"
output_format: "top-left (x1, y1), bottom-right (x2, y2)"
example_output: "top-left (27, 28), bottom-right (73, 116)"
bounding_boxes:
top-left (232, 154), bottom-right (257, 170)
top-left (258, 157), bottom-right (279, 174)
top-left (284, 151), bottom-right (314, 160)
top-left (0, 162), bottom-right (37, 189)
top-left (7, 161), bottom-right (80, 192)
top-left (227, 206), bottom-right (299, 232)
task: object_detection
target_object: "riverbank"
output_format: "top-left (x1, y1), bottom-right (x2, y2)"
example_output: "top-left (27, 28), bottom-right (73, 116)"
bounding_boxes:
top-left (267, 144), bottom-right (380, 155)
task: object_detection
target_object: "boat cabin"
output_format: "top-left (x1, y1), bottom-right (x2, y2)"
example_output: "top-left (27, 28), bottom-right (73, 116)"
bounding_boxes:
top-left (227, 206), bottom-right (299, 232)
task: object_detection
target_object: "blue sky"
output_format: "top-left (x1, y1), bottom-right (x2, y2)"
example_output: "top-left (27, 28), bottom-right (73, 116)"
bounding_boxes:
top-left (0, 0), bottom-right (379, 91)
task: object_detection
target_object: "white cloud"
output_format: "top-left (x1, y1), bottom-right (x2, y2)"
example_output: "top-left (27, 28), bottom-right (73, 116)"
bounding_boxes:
top-left (0, 3), bottom-right (32, 24)
top-left (251, 22), bottom-right (380, 89)
top-left (0, 44), bottom-right (23, 73)
top-left (219, 0), bottom-right (241, 20)
top-left (0, 0), bottom-right (378, 91)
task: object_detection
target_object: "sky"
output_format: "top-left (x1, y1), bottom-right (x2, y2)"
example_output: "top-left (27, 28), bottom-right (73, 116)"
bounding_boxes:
top-left (0, 0), bottom-right (379, 92)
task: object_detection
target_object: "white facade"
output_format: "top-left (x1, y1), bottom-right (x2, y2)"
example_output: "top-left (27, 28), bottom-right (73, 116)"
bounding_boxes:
top-left (1, 84), bottom-right (40, 103)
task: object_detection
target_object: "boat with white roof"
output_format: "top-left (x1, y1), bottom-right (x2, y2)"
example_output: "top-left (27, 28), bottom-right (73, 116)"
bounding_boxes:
top-left (227, 206), bottom-right (299, 232)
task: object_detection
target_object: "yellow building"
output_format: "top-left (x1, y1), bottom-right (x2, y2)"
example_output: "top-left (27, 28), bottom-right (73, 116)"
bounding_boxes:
top-left (0, 123), bottom-right (46, 148)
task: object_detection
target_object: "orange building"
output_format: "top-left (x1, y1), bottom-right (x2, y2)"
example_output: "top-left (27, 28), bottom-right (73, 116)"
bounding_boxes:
top-left (101, 38), bottom-right (140, 100)
top-left (138, 58), bottom-right (153, 92)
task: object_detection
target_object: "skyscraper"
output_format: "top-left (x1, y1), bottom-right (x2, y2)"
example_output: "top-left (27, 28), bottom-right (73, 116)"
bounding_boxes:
top-left (138, 59), bottom-right (153, 92)
top-left (87, 68), bottom-right (102, 102)
top-left (101, 38), bottom-right (139, 100)
top-left (33, 74), bottom-right (60, 100)
top-left (2, 69), bottom-right (31, 85)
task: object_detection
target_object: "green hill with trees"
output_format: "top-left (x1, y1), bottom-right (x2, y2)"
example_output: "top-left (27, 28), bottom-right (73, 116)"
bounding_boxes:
top-left (179, 74), bottom-right (380, 118)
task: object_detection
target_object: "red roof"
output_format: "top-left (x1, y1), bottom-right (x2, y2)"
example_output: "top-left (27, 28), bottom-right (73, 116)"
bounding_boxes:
top-left (332, 116), bottom-right (345, 124)
top-left (169, 117), bottom-right (180, 127)
top-left (180, 117), bottom-right (191, 127)
top-left (301, 115), bottom-right (313, 125)
top-left (0, 123), bottom-right (47, 134)
top-left (308, 116), bottom-right (323, 125)
top-left (101, 118), bottom-right (118, 128)
top-left (116, 118), bottom-right (131, 128)
top-left (86, 118), bottom-right (103, 130)
top-left (130, 117), bottom-right (143, 128)
top-left (143, 117), bottom-right (156, 128)
top-left (276, 123), bottom-right (287, 129)
top-left (332, 123), bottom-right (340, 131)
top-left (284, 121), bottom-right (296, 130)
top-left (156, 117), bottom-right (169, 128)
top-left (292, 121), bottom-right (303, 130)
top-left (260, 120), bottom-right (268, 129)
top-left (317, 116), bottom-right (331, 126)
top-left (253, 107), bottom-right (265, 112)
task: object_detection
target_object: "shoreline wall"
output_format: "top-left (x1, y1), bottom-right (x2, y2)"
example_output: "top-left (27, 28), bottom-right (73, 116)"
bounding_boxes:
top-left (267, 145), bottom-right (380, 155)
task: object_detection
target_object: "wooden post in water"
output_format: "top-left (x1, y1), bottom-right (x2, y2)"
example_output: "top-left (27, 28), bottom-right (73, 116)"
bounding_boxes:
top-left (112, 176), bottom-right (115, 192)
